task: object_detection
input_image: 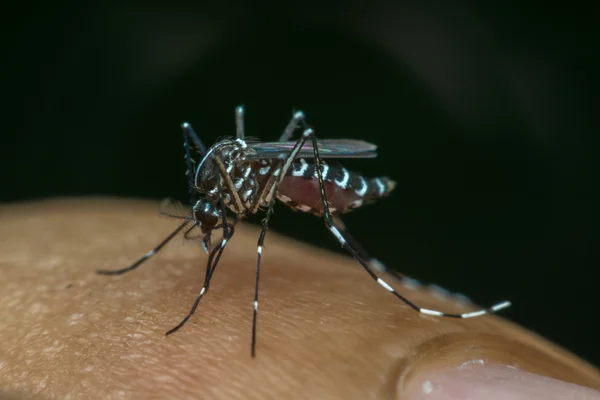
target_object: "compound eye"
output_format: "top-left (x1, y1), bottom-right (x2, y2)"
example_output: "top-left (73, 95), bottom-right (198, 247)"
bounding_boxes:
top-left (193, 201), bottom-right (219, 232)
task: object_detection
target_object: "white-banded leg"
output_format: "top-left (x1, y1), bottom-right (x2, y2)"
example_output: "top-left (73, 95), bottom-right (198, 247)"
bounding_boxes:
top-left (96, 219), bottom-right (192, 275)
top-left (249, 126), bottom-right (320, 356)
top-left (279, 110), bottom-right (306, 142)
top-left (302, 121), bottom-right (512, 320)
top-left (181, 122), bottom-right (208, 155)
top-left (331, 216), bottom-right (403, 277)
top-left (332, 216), bottom-right (463, 299)
top-left (250, 159), bottom-right (285, 357)
top-left (205, 214), bottom-right (243, 285)
top-left (235, 105), bottom-right (245, 139)
top-left (182, 122), bottom-right (207, 203)
top-left (166, 182), bottom-right (236, 336)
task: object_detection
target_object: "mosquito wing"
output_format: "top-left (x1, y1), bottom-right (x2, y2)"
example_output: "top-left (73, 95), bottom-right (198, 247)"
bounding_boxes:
top-left (246, 139), bottom-right (378, 159)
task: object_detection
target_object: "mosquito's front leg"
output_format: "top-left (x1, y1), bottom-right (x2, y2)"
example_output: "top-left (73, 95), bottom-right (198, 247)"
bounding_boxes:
top-left (166, 181), bottom-right (236, 336)
top-left (96, 219), bottom-right (191, 276)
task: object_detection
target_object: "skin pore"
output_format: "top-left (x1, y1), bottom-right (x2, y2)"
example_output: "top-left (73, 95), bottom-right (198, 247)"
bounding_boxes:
top-left (1, 198), bottom-right (599, 399)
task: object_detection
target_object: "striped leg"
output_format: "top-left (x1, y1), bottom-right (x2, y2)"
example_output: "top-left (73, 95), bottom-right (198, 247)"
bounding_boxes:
top-left (182, 122), bottom-right (208, 204)
top-left (96, 219), bottom-right (192, 276)
top-left (331, 216), bottom-right (403, 277)
top-left (250, 159), bottom-right (285, 357)
top-left (164, 222), bottom-right (235, 336)
top-left (235, 105), bottom-right (245, 139)
top-left (300, 121), bottom-right (512, 320)
top-left (332, 216), bottom-right (473, 303)
top-left (279, 110), bottom-right (306, 142)
top-left (249, 124), bottom-right (323, 357)
top-left (166, 184), bottom-right (236, 336)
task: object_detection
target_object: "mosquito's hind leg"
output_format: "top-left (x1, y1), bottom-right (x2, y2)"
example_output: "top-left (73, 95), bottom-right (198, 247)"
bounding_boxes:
top-left (300, 120), bottom-right (512, 320)
top-left (332, 216), bottom-right (471, 303)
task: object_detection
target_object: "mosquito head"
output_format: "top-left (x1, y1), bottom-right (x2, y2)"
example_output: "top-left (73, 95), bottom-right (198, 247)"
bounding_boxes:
top-left (192, 199), bottom-right (219, 234)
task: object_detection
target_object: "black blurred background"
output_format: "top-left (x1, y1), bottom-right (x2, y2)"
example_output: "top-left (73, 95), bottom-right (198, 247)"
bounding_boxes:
top-left (3, 3), bottom-right (598, 366)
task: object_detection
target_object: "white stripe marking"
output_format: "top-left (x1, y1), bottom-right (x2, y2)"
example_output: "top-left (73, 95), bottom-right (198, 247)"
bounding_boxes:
top-left (374, 178), bottom-right (386, 195)
top-left (334, 168), bottom-right (350, 189)
top-left (254, 301), bottom-right (258, 311)
top-left (350, 199), bottom-right (363, 208)
top-left (257, 246), bottom-right (262, 255)
top-left (199, 287), bottom-right (206, 296)
top-left (491, 301), bottom-right (511, 312)
top-left (355, 176), bottom-right (368, 197)
top-left (291, 158), bottom-right (309, 177)
top-left (236, 138), bottom-right (248, 149)
top-left (318, 164), bottom-right (330, 180)
top-left (420, 309), bottom-right (444, 317)
top-left (145, 250), bottom-right (155, 258)
top-left (377, 278), bottom-right (394, 292)
top-left (330, 226), bottom-right (347, 245)
top-left (259, 166), bottom-right (270, 175)
top-left (462, 310), bottom-right (487, 318)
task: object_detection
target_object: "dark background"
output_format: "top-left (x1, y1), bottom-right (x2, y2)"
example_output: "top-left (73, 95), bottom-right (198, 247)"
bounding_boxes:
top-left (3, 3), bottom-right (598, 366)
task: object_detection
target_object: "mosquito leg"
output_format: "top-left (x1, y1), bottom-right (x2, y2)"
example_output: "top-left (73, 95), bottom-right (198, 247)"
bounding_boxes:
top-left (235, 105), bottom-right (245, 139)
top-left (205, 215), bottom-right (243, 285)
top-left (96, 220), bottom-right (192, 275)
top-left (331, 216), bottom-right (395, 278)
top-left (278, 109), bottom-right (306, 142)
top-left (247, 125), bottom-right (326, 356)
top-left (165, 181), bottom-right (236, 336)
top-left (248, 159), bottom-right (285, 357)
top-left (302, 121), bottom-right (512, 319)
top-left (332, 215), bottom-right (409, 280)
top-left (181, 122), bottom-right (208, 156)
top-left (181, 122), bottom-right (207, 203)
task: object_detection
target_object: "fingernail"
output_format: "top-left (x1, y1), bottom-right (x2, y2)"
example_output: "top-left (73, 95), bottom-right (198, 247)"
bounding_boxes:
top-left (402, 363), bottom-right (600, 400)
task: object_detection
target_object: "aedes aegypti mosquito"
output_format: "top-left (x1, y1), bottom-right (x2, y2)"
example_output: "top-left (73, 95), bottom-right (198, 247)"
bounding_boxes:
top-left (97, 106), bottom-right (511, 357)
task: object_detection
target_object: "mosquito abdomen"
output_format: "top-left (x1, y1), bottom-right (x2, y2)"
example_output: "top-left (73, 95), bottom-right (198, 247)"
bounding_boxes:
top-left (277, 160), bottom-right (396, 214)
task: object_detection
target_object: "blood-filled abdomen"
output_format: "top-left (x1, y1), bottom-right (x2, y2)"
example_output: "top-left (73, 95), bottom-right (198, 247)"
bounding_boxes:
top-left (277, 160), bottom-right (395, 215)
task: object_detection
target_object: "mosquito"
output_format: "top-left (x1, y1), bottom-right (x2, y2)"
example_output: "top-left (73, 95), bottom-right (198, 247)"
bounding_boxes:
top-left (97, 105), bottom-right (511, 357)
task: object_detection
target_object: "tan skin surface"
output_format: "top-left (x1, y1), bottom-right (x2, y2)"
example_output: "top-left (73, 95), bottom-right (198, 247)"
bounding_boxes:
top-left (1, 198), bottom-right (599, 399)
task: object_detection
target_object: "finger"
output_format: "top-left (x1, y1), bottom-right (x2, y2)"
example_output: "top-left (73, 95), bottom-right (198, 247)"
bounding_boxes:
top-left (0, 198), bottom-right (599, 399)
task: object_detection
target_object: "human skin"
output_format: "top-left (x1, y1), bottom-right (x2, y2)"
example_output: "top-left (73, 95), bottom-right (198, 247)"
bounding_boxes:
top-left (1, 198), bottom-right (599, 399)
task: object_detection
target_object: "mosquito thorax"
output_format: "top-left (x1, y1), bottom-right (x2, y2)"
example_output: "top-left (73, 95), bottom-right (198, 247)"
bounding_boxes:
top-left (194, 139), bottom-right (248, 192)
top-left (192, 199), bottom-right (219, 233)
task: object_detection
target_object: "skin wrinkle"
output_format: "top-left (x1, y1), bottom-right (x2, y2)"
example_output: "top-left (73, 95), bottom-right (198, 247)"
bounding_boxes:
top-left (0, 198), bottom-right (598, 400)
